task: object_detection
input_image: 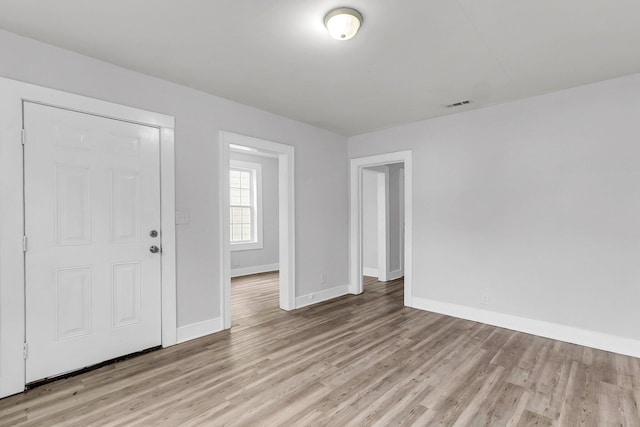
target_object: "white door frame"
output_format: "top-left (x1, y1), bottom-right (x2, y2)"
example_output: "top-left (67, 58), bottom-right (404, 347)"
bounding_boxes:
top-left (397, 166), bottom-right (405, 278)
top-left (219, 131), bottom-right (295, 329)
top-left (350, 151), bottom-right (413, 306)
top-left (0, 77), bottom-right (177, 398)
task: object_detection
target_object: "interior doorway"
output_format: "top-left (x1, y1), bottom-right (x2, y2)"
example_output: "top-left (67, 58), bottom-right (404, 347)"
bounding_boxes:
top-left (219, 132), bottom-right (295, 330)
top-left (350, 151), bottom-right (413, 307)
top-left (228, 143), bottom-right (280, 325)
top-left (361, 164), bottom-right (405, 283)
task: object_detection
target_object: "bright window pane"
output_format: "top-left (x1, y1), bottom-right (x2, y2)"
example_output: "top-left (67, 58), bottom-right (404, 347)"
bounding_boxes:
top-left (231, 209), bottom-right (242, 223)
top-left (230, 188), bottom-right (241, 205)
top-left (240, 172), bottom-right (249, 187)
top-left (231, 224), bottom-right (242, 241)
top-left (242, 223), bottom-right (251, 241)
top-left (230, 170), bottom-right (241, 185)
top-left (240, 189), bottom-right (250, 205)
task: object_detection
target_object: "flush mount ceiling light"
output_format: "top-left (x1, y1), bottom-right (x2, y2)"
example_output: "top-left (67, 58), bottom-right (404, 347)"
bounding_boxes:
top-left (324, 7), bottom-right (363, 40)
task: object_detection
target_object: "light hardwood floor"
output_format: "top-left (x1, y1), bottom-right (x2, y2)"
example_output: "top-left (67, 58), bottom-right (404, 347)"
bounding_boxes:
top-left (1, 272), bottom-right (640, 426)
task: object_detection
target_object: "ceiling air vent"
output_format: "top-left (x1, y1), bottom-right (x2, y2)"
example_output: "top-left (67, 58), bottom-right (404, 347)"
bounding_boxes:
top-left (445, 99), bottom-right (472, 108)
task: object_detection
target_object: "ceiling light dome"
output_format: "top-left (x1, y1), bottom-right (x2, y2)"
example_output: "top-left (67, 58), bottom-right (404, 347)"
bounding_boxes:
top-left (324, 8), bottom-right (363, 41)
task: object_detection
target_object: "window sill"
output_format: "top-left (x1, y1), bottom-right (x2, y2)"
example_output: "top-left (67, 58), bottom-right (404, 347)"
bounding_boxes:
top-left (230, 241), bottom-right (263, 252)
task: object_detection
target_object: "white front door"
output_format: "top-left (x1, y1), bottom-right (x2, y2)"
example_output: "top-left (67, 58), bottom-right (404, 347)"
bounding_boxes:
top-left (24, 102), bottom-right (162, 383)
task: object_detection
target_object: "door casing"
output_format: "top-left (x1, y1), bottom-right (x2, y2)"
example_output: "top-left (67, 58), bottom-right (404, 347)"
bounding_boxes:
top-left (219, 131), bottom-right (295, 328)
top-left (0, 76), bottom-right (176, 398)
top-left (349, 151), bottom-right (413, 305)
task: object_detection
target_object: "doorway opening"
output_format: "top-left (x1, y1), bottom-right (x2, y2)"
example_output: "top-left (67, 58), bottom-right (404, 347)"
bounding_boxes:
top-left (361, 164), bottom-right (405, 285)
top-left (219, 132), bottom-right (295, 330)
top-left (350, 151), bottom-right (413, 307)
top-left (228, 144), bottom-right (280, 325)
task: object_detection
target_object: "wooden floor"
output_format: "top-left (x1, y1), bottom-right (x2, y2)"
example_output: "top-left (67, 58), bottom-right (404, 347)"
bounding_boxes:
top-left (2, 273), bottom-right (640, 426)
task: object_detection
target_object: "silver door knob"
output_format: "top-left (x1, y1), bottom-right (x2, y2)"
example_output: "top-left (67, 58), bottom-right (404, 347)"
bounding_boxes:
top-left (149, 245), bottom-right (160, 254)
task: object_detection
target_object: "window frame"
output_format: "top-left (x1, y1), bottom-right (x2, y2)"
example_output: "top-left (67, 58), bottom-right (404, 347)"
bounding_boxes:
top-left (229, 159), bottom-right (263, 251)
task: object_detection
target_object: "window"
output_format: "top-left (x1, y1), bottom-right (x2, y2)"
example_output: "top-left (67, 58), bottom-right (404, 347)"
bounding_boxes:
top-left (229, 160), bottom-right (263, 250)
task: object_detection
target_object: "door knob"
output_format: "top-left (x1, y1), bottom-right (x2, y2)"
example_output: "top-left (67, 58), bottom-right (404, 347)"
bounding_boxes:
top-left (149, 245), bottom-right (160, 254)
top-left (150, 229), bottom-right (159, 238)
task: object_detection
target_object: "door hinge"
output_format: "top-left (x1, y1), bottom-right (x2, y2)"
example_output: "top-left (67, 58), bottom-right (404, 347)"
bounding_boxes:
top-left (23, 235), bottom-right (28, 252)
top-left (21, 128), bottom-right (26, 146)
top-left (23, 342), bottom-right (28, 359)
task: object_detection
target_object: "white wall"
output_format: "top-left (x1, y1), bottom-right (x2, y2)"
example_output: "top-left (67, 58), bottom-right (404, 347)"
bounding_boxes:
top-left (0, 29), bottom-right (349, 328)
top-left (350, 74), bottom-right (640, 343)
top-left (229, 152), bottom-right (279, 273)
top-left (362, 169), bottom-right (378, 274)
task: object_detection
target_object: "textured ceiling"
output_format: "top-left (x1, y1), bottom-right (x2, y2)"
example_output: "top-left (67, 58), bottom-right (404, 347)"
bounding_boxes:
top-left (0, 0), bottom-right (639, 136)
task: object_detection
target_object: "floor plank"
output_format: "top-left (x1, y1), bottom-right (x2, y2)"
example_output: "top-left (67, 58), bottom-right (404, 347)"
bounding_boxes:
top-left (1, 272), bottom-right (639, 426)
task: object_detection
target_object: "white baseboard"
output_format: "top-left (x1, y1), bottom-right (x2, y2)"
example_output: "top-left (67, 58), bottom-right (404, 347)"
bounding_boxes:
top-left (363, 267), bottom-right (378, 277)
top-left (387, 270), bottom-right (404, 281)
top-left (176, 317), bottom-right (223, 344)
top-left (296, 285), bottom-right (350, 309)
top-left (411, 297), bottom-right (640, 359)
top-left (231, 263), bottom-right (279, 278)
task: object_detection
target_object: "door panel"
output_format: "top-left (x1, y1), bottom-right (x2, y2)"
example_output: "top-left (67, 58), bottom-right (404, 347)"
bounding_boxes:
top-left (24, 102), bottom-right (162, 383)
top-left (112, 262), bottom-right (142, 328)
top-left (111, 170), bottom-right (141, 242)
top-left (55, 164), bottom-right (92, 245)
top-left (55, 267), bottom-right (93, 340)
